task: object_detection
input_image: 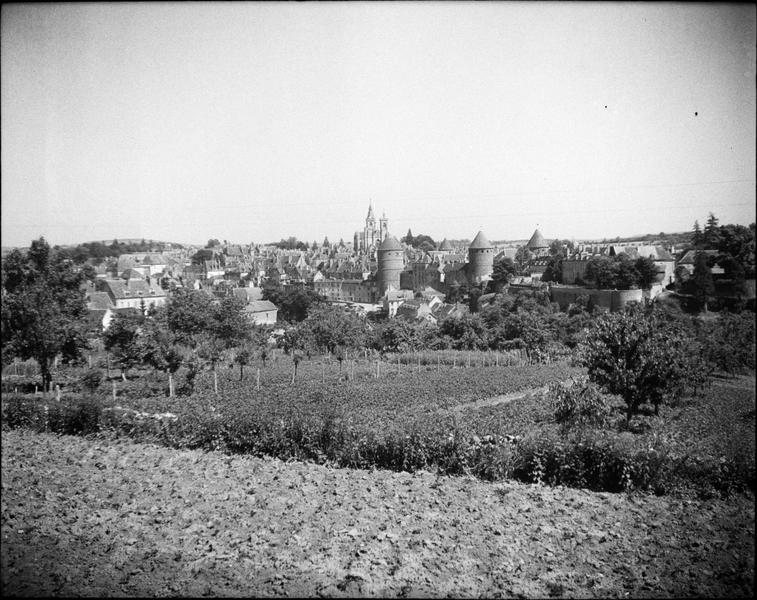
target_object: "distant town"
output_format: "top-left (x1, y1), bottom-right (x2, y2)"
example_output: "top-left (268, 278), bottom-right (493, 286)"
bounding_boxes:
top-left (4, 204), bottom-right (754, 333)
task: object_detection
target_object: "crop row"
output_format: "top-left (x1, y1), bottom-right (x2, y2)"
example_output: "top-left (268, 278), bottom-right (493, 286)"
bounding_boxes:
top-left (2, 363), bottom-right (753, 497)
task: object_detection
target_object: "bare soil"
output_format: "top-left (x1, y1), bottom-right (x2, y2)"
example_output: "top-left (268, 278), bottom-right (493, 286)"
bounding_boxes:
top-left (1, 429), bottom-right (753, 598)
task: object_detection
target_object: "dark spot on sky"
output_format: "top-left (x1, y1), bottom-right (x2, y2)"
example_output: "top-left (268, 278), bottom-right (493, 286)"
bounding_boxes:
top-left (695, 112), bottom-right (698, 116)
top-left (604, 105), bottom-right (607, 109)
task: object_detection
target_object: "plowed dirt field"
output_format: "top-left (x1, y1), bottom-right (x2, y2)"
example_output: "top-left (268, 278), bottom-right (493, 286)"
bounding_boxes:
top-left (1, 429), bottom-right (753, 598)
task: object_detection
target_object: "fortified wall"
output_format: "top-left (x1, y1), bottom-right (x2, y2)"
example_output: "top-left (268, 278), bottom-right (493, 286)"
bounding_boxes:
top-left (550, 285), bottom-right (643, 312)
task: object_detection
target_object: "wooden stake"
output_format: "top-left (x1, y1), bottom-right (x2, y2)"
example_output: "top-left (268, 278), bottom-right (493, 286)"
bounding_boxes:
top-left (256, 368), bottom-right (260, 391)
top-left (112, 380), bottom-right (117, 401)
top-left (56, 385), bottom-right (61, 401)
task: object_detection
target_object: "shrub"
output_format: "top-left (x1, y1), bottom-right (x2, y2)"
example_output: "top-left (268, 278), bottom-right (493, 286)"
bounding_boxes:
top-left (80, 368), bottom-right (103, 393)
top-left (550, 377), bottom-right (612, 429)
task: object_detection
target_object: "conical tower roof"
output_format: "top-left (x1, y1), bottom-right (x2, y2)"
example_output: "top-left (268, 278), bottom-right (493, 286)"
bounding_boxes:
top-left (366, 202), bottom-right (375, 220)
top-left (378, 235), bottom-right (402, 251)
top-left (526, 229), bottom-right (548, 249)
top-left (469, 231), bottom-right (492, 249)
top-left (439, 238), bottom-right (453, 251)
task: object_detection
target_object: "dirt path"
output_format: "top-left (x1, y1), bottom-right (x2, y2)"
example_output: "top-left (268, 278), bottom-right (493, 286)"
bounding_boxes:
top-left (450, 385), bottom-right (550, 414)
top-left (2, 429), bottom-right (753, 598)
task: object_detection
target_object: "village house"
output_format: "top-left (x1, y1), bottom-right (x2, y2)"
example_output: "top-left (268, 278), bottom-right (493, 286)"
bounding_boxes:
top-left (242, 300), bottom-right (278, 325)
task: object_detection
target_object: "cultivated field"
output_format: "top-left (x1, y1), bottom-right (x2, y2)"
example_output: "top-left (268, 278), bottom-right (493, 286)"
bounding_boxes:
top-left (1, 357), bottom-right (754, 597)
top-left (1, 428), bottom-right (753, 598)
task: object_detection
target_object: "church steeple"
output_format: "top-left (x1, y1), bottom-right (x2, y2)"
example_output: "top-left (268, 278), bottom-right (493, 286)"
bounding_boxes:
top-left (366, 200), bottom-right (375, 223)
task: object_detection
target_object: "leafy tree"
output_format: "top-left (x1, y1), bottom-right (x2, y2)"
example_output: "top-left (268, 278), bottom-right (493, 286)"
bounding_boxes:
top-left (164, 288), bottom-right (216, 345)
top-left (634, 257), bottom-right (659, 290)
top-left (295, 304), bottom-right (368, 354)
top-left (262, 284), bottom-right (324, 322)
top-left (438, 313), bottom-right (488, 350)
top-left (211, 295), bottom-right (253, 349)
top-left (378, 319), bottom-right (425, 353)
top-left (137, 312), bottom-right (184, 396)
top-left (540, 255), bottom-right (563, 284)
top-left (580, 304), bottom-right (702, 423)
top-left (488, 257), bottom-right (517, 291)
top-left (445, 282), bottom-right (467, 304)
top-left (194, 332), bottom-right (227, 394)
top-left (691, 251), bottom-right (715, 312)
top-left (468, 287), bottom-right (483, 313)
top-left (191, 248), bottom-right (215, 266)
top-left (207, 238), bottom-right (221, 248)
top-left (1, 238), bottom-right (89, 395)
top-left (103, 310), bottom-right (145, 380)
top-left (514, 246), bottom-right (533, 273)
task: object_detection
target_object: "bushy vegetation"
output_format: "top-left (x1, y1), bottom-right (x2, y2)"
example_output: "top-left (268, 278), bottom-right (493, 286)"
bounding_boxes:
top-left (3, 350), bottom-right (753, 497)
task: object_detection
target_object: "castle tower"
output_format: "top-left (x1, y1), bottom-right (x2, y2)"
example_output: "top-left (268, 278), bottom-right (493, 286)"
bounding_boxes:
top-left (377, 234), bottom-right (404, 295)
top-left (526, 228), bottom-right (549, 257)
top-left (379, 211), bottom-right (388, 244)
top-left (467, 230), bottom-right (494, 284)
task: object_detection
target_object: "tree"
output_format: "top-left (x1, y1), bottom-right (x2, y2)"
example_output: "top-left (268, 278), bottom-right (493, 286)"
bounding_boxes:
top-left (540, 255), bottom-right (563, 284)
top-left (703, 213), bottom-right (721, 249)
top-left (634, 257), bottom-right (659, 290)
top-left (138, 312), bottom-right (184, 397)
top-left (377, 319), bottom-right (425, 353)
top-left (102, 310), bottom-right (145, 380)
top-left (580, 304), bottom-right (700, 423)
top-left (691, 251), bottom-right (715, 312)
top-left (514, 246), bottom-right (533, 274)
top-left (207, 238), bottom-right (220, 248)
top-left (488, 257), bottom-right (517, 291)
top-left (438, 313), bottom-right (488, 350)
top-left (262, 284), bottom-right (324, 322)
top-left (1, 238), bottom-right (89, 395)
top-left (164, 288), bottom-right (216, 345)
top-left (191, 248), bottom-right (215, 266)
top-left (691, 220), bottom-right (704, 249)
top-left (295, 304), bottom-right (368, 354)
top-left (468, 287), bottom-right (483, 313)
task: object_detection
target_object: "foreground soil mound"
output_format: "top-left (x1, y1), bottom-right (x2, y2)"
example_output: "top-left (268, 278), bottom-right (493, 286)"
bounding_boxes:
top-left (1, 429), bottom-right (753, 598)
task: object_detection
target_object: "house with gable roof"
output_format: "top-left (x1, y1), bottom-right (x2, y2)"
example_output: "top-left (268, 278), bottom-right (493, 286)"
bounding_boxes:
top-left (96, 278), bottom-right (168, 311)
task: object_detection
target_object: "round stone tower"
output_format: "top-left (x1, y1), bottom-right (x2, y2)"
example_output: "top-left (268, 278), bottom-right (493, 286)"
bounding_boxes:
top-left (467, 230), bottom-right (494, 283)
top-left (377, 234), bottom-right (404, 295)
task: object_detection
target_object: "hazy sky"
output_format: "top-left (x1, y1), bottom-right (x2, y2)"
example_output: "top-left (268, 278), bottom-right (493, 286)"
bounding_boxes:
top-left (2, 2), bottom-right (755, 247)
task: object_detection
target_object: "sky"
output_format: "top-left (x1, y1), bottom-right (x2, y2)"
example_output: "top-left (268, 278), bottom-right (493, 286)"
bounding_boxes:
top-left (2, 2), bottom-right (755, 248)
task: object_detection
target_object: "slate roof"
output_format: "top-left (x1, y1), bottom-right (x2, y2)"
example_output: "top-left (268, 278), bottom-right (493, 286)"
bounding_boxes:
top-left (438, 238), bottom-right (453, 251)
top-left (244, 300), bottom-right (278, 313)
top-left (100, 279), bottom-right (166, 299)
top-left (469, 231), bottom-right (493, 249)
top-left (526, 229), bottom-right (548, 250)
top-left (232, 287), bottom-right (263, 303)
top-left (87, 292), bottom-right (114, 310)
top-left (378, 235), bottom-right (403, 251)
